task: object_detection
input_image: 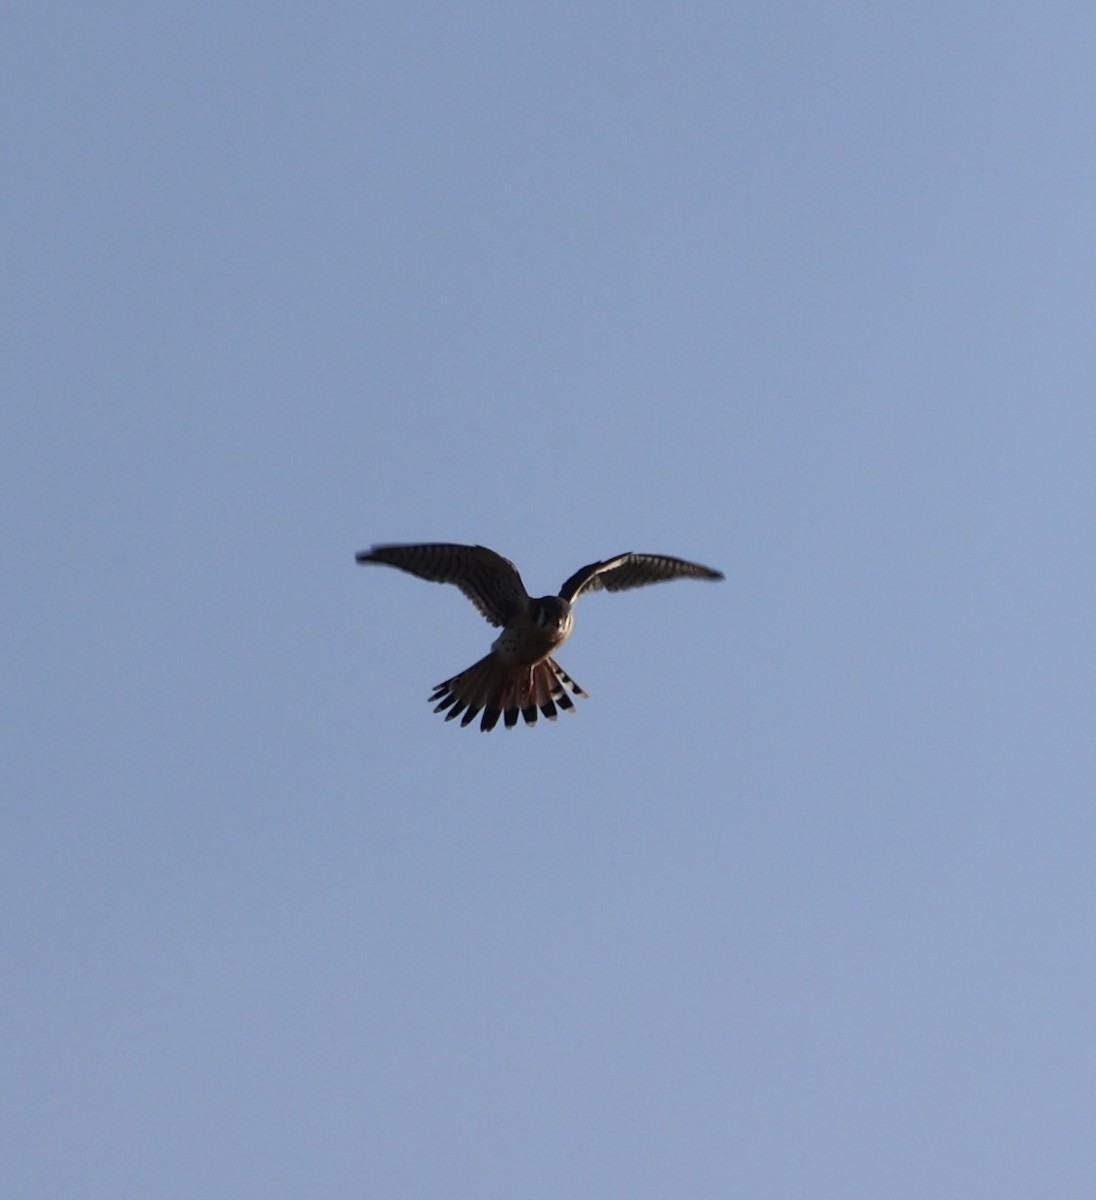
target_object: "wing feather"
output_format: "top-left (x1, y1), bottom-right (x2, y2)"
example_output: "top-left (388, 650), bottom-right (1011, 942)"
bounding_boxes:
top-left (356, 543), bottom-right (529, 626)
top-left (559, 553), bottom-right (723, 602)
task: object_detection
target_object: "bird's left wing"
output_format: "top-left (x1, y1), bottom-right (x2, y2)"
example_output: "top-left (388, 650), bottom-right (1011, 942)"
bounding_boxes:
top-left (356, 543), bottom-right (529, 627)
top-left (559, 552), bottom-right (723, 603)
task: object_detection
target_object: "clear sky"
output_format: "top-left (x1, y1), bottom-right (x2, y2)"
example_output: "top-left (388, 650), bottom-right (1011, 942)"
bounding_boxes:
top-left (5, 4), bottom-right (1096, 1196)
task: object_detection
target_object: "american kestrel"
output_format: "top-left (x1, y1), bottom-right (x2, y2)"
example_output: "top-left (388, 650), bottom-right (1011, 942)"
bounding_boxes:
top-left (356, 543), bottom-right (723, 731)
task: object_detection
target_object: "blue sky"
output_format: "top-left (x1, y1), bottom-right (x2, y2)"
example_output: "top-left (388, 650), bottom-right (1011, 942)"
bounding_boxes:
top-left (5, 4), bottom-right (1096, 1196)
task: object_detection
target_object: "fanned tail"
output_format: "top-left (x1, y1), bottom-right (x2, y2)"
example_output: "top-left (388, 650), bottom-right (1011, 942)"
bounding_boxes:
top-left (429, 654), bottom-right (587, 732)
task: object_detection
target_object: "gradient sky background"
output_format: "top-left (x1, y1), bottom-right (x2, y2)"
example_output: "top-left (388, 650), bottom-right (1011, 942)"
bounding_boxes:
top-left (5, 4), bottom-right (1096, 1197)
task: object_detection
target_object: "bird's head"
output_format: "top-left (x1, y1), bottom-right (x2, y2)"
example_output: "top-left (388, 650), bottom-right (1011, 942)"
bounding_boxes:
top-left (531, 596), bottom-right (573, 634)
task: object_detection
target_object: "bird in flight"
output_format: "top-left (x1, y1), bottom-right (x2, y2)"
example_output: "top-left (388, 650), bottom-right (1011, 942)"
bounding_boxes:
top-left (356, 543), bottom-right (723, 731)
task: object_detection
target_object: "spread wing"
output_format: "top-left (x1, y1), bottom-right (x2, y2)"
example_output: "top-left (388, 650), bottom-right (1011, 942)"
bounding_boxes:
top-left (559, 552), bottom-right (724, 603)
top-left (356, 543), bottom-right (529, 627)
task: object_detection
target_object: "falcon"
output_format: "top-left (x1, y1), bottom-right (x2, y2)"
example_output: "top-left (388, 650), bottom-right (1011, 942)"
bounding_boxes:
top-left (356, 542), bottom-right (723, 731)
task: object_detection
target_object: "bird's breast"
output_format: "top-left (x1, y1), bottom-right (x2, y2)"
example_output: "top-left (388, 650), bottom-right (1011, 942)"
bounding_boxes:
top-left (492, 613), bottom-right (574, 665)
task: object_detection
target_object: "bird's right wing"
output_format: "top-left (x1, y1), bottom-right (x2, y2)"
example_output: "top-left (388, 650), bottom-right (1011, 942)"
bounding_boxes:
top-left (356, 543), bottom-right (529, 627)
top-left (559, 552), bottom-right (723, 602)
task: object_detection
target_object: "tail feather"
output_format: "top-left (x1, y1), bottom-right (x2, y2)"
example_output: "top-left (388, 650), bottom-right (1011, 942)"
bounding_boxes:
top-left (549, 658), bottom-right (588, 699)
top-left (429, 654), bottom-right (587, 732)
